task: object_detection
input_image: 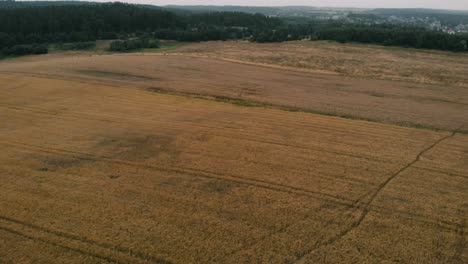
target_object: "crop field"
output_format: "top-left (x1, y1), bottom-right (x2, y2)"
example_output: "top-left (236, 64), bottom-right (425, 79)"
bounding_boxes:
top-left (0, 42), bottom-right (467, 263)
top-left (1, 52), bottom-right (468, 132)
top-left (167, 41), bottom-right (468, 88)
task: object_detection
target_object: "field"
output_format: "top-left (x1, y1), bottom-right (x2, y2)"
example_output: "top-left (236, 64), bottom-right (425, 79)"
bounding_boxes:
top-left (0, 41), bottom-right (467, 263)
top-left (166, 41), bottom-right (468, 87)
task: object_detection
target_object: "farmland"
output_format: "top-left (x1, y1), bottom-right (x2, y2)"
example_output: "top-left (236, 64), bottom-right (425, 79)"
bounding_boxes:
top-left (0, 41), bottom-right (467, 263)
top-left (166, 41), bottom-right (468, 87)
top-left (2, 43), bottom-right (468, 132)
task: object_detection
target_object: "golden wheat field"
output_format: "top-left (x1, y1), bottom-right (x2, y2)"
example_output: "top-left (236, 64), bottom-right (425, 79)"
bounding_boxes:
top-left (0, 42), bottom-right (467, 263)
top-left (2, 51), bottom-right (468, 132)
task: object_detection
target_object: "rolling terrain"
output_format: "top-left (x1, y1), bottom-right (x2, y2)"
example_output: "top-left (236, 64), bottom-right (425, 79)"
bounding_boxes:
top-left (1, 47), bottom-right (467, 132)
top-left (0, 42), bottom-right (467, 263)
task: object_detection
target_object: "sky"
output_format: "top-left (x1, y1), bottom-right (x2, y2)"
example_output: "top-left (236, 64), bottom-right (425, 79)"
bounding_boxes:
top-left (115, 0), bottom-right (468, 10)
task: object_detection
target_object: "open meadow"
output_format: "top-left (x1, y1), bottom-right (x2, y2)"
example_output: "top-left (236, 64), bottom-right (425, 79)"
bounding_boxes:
top-left (0, 41), bottom-right (467, 263)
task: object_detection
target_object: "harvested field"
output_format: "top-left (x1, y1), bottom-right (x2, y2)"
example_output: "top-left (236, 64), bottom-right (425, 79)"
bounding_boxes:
top-left (1, 53), bottom-right (468, 132)
top-left (0, 43), bottom-right (467, 263)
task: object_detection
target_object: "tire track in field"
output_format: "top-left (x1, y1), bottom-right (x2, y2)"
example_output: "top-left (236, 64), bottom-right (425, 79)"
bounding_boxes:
top-left (0, 103), bottom-right (401, 165)
top-left (412, 166), bottom-right (468, 180)
top-left (0, 88), bottom-right (436, 155)
top-left (0, 71), bottom-right (452, 140)
top-left (294, 127), bottom-right (463, 263)
top-left (368, 205), bottom-right (462, 232)
top-left (132, 145), bottom-right (463, 262)
top-left (0, 216), bottom-right (172, 264)
top-left (452, 218), bottom-right (466, 264)
top-left (218, 203), bottom-right (358, 262)
top-left (0, 71), bottom-right (440, 144)
top-left (0, 139), bottom-right (357, 206)
top-left (184, 149), bottom-right (377, 186)
top-left (8, 67), bottom-right (464, 133)
top-left (0, 226), bottom-right (120, 264)
top-left (0, 139), bottom-right (358, 208)
top-left (0, 140), bottom-right (362, 263)
top-left (0, 101), bottom-right (397, 177)
top-left (2, 140), bottom-right (463, 263)
top-left (2, 131), bottom-right (464, 262)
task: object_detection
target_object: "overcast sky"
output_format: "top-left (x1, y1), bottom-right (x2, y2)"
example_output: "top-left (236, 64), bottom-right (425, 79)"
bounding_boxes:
top-left (113, 1), bottom-right (468, 10)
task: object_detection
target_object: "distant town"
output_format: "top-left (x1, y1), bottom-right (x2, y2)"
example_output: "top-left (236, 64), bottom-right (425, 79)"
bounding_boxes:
top-left (166, 5), bottom-right (468, 35)
top-left (321, 12), bottom-right (468, 34)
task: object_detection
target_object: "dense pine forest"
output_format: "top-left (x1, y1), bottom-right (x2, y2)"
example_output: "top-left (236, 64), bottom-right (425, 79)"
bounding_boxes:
top-left (0, 1), bottom-right (467, 57)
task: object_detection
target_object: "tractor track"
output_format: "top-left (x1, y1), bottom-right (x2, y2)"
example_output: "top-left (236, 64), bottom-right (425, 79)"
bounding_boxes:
top-left (0, 103), bottom-right (402, 165)
top-left (294, 127), bottom-right (463, 263)
top-left (0, 216), bottom-right (171, 264)
top-left (0, 214), bottom-right (174, 264)
top-left (0, 139), bottom-right (358, 208)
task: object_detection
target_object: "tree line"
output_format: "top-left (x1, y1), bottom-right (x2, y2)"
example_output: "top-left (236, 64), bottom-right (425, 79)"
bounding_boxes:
top-left (1, 2), bottom-right (467, 57)
top-left (251, 23), bottom-right (468, 52)
top-left (0, 3), bottom-right (279, 45)
top-left (0, 2), bottom-right (280, 56)
top-left (312, 24), bottom-right (468, 51)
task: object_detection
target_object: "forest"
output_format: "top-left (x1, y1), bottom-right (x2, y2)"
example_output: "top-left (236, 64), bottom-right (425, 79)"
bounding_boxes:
top-left (0, 3), bottom-right (280, 53)
top-left (0, 2), bottom-right (467, 57)
top-left (251, 23), bottom-right (468, 51)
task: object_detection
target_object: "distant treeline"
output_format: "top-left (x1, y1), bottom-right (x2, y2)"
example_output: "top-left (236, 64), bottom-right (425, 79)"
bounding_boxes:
top-left (0, 3), bottom-right (280, 48)
top-left (251, 23), bottom-right (468, 51)
top-left (0, 0), bottom-right (98, 8)
top-left (313, 24), bottom-right (468, 51)
top-left (0, 2), bottom-right (467, 55)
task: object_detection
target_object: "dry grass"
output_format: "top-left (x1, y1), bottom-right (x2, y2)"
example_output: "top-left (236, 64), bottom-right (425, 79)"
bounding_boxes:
top-left (166, 40), bottom-right (468, 87)
top-left (0, 72), bottom-right (466, 263)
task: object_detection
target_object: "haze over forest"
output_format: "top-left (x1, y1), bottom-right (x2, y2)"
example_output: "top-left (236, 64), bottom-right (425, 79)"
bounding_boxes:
top-left (33, 0), bottom-right (468, 10)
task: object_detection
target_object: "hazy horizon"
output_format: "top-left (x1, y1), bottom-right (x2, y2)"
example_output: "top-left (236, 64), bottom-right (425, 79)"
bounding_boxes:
top-left (18, 0), bottom-right (468, 11)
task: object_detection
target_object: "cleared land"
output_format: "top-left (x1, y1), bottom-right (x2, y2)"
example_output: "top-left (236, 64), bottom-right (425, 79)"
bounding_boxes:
top-left (0, 42), bottom-right (467, 263)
